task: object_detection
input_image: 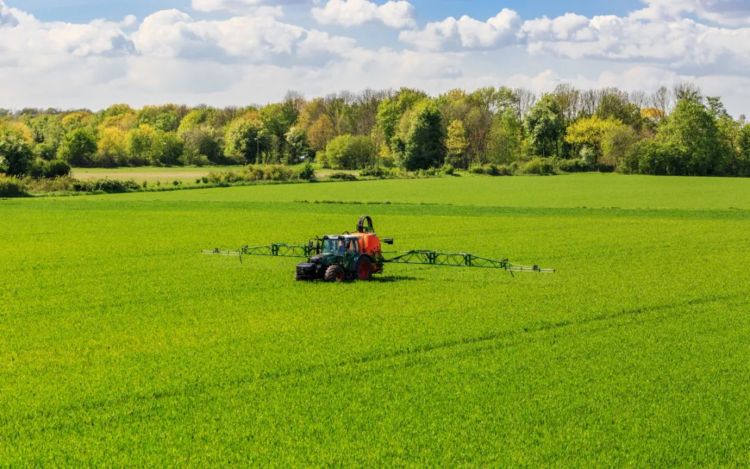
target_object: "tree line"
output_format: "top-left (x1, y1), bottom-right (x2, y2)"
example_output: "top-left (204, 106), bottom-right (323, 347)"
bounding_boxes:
top-left (1, 83), bottom-right (750, 178)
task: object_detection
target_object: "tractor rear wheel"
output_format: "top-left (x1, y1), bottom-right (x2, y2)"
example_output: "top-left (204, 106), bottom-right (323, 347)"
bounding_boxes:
top-left (324, 265), bottom-right (346, 282)
top-left (356, 257), bottom-right (373, 281)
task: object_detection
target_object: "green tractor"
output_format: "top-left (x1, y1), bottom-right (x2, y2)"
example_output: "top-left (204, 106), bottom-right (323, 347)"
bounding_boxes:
top-left (295, 216), bottom-right (392, 282)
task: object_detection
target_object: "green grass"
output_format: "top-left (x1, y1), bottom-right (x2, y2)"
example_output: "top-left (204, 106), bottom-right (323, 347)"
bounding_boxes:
top-left (2, 173), bottom-right (750, 465)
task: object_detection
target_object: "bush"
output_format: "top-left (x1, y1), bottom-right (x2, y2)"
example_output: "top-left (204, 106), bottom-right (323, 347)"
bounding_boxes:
top-left (360, 166), bottom-right (396, 179)
top-left (323, 135), bottom-right (377, 170)
top-left (521, 157), bottom-right (557, 175)
top-left (416, 168), bottom-right (441, 177)
top-left (469, 166), bottom-right (485, 175)
top-left (297, 163), bottom-right (316, 181)
top-left (0, 125), bottom-right (34, 176)
top-left (557, 158), bottom-right (592, 173)
top-left (0, 175), bottom-right (28, 197)
top-left (625, 140), bottom-right (685, 176)
top-left (207, 165), bottom-right (302, 185)
top-left (30, 159), bottom-right (72, 178)
top-left (24, 176), bottom-right (76, 193)
top-left (263, 165), bottom-right (294, 181)
top-left (329, 172), bottom-right (358, 181)
top-left (75, 179), bottom-right (140, 193)
top-left (468, 164), bottom-right (514, 176)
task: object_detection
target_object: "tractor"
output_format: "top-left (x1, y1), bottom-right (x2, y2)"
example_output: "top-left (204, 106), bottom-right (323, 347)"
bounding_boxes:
top-left (295, 216), bottom-right (392, 282)
top-left (204, 215), bottom-right (554, 281)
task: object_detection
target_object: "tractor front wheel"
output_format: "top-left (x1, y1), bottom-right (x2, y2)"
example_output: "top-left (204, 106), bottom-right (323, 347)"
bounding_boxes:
top-left (324, 265), bottom-right (346, 283)
top-left (356, 257), bottom-right (373, 281)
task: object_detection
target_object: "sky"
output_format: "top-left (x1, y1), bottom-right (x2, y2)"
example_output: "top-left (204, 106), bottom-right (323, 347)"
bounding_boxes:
top-left (1, 0), bottom-right (750, 116)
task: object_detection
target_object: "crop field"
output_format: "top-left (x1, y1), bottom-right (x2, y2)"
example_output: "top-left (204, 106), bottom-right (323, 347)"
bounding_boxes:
top-left (70, 166), bottom-right (359, 185)
top-left (2, 173), bottom-right (750, 465)
top-left (71, 166), bottom-right (234, 183)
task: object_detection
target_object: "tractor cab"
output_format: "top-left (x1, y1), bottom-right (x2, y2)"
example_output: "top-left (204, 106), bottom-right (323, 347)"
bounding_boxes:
top-left (322, 235), bottom-right (360, 257)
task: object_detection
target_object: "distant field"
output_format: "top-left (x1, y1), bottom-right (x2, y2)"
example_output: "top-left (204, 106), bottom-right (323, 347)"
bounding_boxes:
top-left (71, 166), bottom-right (359, 184)
top-left (71, 166), bottom-right (234, 183)
top-left (2, 174), bottom-right (750, 465)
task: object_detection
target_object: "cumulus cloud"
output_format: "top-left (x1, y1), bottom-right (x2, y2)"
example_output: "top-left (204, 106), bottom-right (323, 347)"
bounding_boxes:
top-left (312, 0), bottom-right (415, 29)
top-left (0, 2), bottom-right (133, 59)
top-left (2, 0), bottom-right (750, 116)
top-left (521, 13), bottom-right (750, 69)
top-left (398, 6), bottom-right (750, 72)
top-left (634, 0), bottom-right (750, 26)
top-left (399, 9), bottom-right (521, 50)
top-left (131, 9), bottom-right (307, 61)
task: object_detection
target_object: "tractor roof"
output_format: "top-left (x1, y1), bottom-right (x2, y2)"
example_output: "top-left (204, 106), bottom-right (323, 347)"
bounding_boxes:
top-left (324, 234), bottom-right (366, 239)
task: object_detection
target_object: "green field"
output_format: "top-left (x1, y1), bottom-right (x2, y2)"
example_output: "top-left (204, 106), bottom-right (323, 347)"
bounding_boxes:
top-left (2, 174), bottom-right (750, 465)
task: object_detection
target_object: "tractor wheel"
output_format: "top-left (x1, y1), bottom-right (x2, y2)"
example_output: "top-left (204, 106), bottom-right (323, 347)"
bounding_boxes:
top-left (324, 265), bottom-right (346, 283)
top-left (356, 257), bottom-right (373, 281)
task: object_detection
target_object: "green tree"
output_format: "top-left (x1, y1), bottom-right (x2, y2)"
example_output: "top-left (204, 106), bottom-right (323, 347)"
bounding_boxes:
top-left (486, 110), bottom-right (524, 165)
top-left (0, 124), bottom-right (34, 176)
top-left (306, 115), bottom-right (336, 152)
top-left (376, 88), bottom-right (428, 155)
top-left (736, 125), bottom-right (750, 176)
top-left (182, 127), bottom-right (222, 164)
top-left (285, 127), bottom-right (311, 164)
top-left (445, 119), bottom-right (469, 168)
top-left (27, 114), bottom-right (64, 160)
top-left (96, 127), bottom-right (128, 166)
top-left (260, 103), bottom-right (298, 162)
top-left (595, 90), bottom-right (643, 129)
top-left (402, 104), bottom-right (445, 170)
top-left (177, 108), bottom-right (216, 136)
top-left (126, 125), bottom-right (158, 166)
top-left (658, 98), bottom-right (723, 175)
top-left (602, 125), bottom-right (639, 169)
top-left (60, 111), bottom-right (95, 132)
top-left (376, 98), bottom-right (400, 150)
top-left (224, 118), bottom-right (267, 164)
top-left (58, 128), bottom-right (97, 167)
top-left (154, 132), bottom-right (184, 166)
top-left (565, 116), bottom-right (625, 164)
top-left (136, 105), bottom-right (183, 132)
top-left (525, 95), bottom-right (565, 158)
top-left (323, 134), bottom-right (376, 169)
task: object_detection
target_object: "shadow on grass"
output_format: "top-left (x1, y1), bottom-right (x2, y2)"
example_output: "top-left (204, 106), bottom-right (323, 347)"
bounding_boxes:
top-left (370, 275), bottom-right (419, 283)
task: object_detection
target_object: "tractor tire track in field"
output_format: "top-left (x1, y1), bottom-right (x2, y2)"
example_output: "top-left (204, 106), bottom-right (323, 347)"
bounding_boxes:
top-left (1, 292), bottom-right (746, 440)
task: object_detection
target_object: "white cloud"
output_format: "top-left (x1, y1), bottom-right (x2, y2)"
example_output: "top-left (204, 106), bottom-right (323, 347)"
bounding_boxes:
top-left (2, 0), bottom-right (750, 117)
top-left (634, 0), bottom-right (750, 26)
top-left (399, 9), bottom-right (521, 50)
top-left (521, 13), bottom-right (750, 69)
top-left (0, 3), bottom-right (132, 60)
top-left (521, 13), bottom-right (593, 42)
top-left (312, 0), bottom-right (415, 29)
top-left (131, 9), bottom-right (307, 61)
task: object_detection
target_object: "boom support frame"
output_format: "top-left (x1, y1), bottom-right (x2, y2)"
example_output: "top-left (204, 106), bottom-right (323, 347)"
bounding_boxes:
top-left (204, 244), bottom-right (554, 273)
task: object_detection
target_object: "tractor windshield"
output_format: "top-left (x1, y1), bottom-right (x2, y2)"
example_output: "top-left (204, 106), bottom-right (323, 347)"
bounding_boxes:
top-left (322, 237), bottom-right (358, 255)
top-left (323, 237), bottom-right (346, 255)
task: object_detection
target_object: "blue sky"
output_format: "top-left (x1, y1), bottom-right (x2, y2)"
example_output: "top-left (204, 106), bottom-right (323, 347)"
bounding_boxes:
top-left (1, 0), bottom-right (750, 116)
top-left (13, 0), bottom-right (643, 23)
